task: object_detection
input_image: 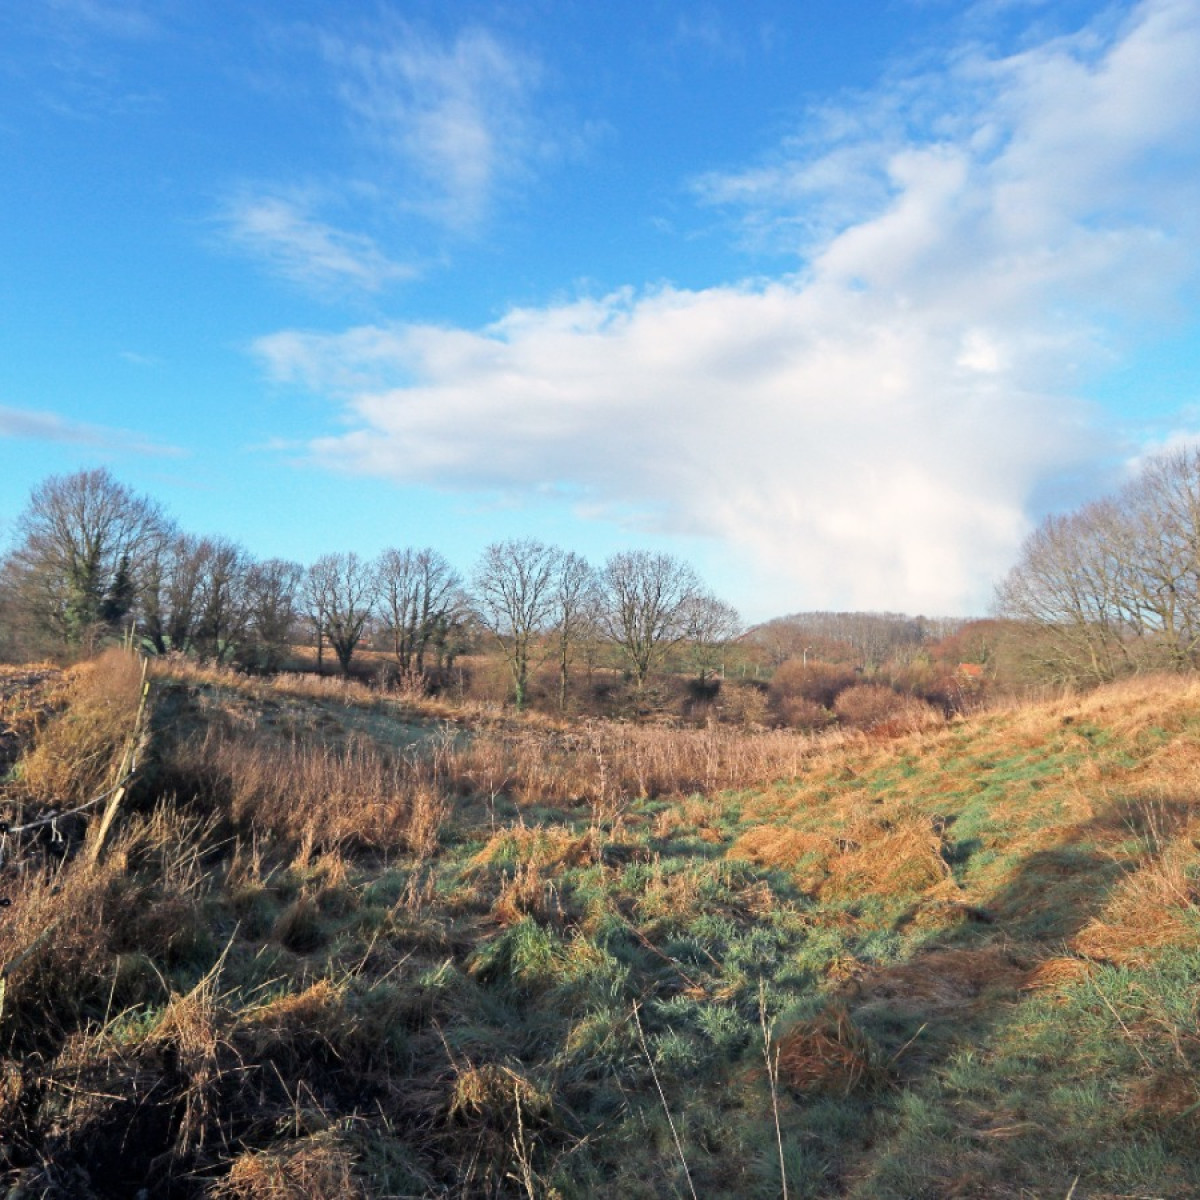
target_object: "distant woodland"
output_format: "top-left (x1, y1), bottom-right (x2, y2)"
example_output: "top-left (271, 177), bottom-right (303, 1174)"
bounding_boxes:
top-left (5, 447), bottom-right (1200, 726)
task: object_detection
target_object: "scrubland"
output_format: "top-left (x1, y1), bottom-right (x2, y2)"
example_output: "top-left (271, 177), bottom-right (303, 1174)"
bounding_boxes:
top-left (1, 652), bottom-right (1198, 1197)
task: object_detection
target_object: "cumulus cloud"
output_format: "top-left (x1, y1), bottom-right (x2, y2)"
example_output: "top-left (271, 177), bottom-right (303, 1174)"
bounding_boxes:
top-left (0, 405), bottom-right (180, 456)
top-left (324, 23), bottom-right (545, 231)
top-left (218, 191), bottom-right (414, 295)
top-left (255, 0), bottom-right (1200, 616)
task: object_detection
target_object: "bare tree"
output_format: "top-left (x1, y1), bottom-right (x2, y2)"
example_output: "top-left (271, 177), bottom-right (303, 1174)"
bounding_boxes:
top-left (997, 450), bottom-right (1200, 683)
top-left (242, 558), bottom-right (303, 671)
top-left (1119, 448), bottom-right (1200, 668)
top-left (749, 611), bottom-right (931, 670)
top-left (190, 538), bottom-right (252, 663)
top-left (472, 539), bottom-right (562, 709)
top-left (9, 468), bottom-right (167, 649)
top-left (300, 563), bottom-right (329, 669)
top-left (139, 533), bottom-right (250, 662)
top-left (551, 551), bottom-right (600, 711)
top-left (996, 502), bottom-right (1133, 683)
top-left (424, 587), bottom-right (476, 671)
top-left (683, 593), bottom-right (742, 682)
top-left (376, 547), bottom-right (463, 675)
top-left (306, 553), bottom-right (378, 674)
top-left (600, 551), bottom-right (702, 689)
top-left (139, 528), bottom-right (182, 655)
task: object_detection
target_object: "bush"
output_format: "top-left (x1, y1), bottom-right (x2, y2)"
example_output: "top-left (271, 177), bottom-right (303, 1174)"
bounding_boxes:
top-left (832, 684), bottom-right (941, 734)
top-left (768, 660), bottom-right (856, 727)
top-left (773, 695), bottom-right (835, 732)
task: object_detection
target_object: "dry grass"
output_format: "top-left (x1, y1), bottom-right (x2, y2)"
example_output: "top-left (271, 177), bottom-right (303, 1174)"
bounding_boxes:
top-left (834, 684), bottom-right (944, 736)
top-left (774, 1003), bottom-right (883, 1096)
top-left (728, 826), bottom-right (839, 892)
top-left (1125, 1069), bottom-right (1200, 1133)
top-left (0, 855), bottom-right (124, 1048)
top-left (849, 947), bottom-right (1029, 1017)
top-left (820, 819), bottom-right (951, 902)
top-left (448, 719), bottom-right (817, 812)
top-left (213, 1131), bottom-right (367, 1200)
top-left (151, 956), bottom-right (232, 1157)
top-left (449, 1061), bottom-right (553, 1128)
top-left (7, 652), bottom-right (1200, 1197)
top-left (238, 979), bottom-right (351, 1066)
top-left (14, 649), bottom-right (143, 804)
top-left (0, 663), bottom-right (63, 771)
top-left (153, 653), bottom-right (824, 809)
top-left (471, 825), bottom-right (596, 872)
top-left (169, 722), bottom-right (446, 856)
top-left (1021, 956), bottom-right (1093, 995)
top-left (1071, 829), bottom-right (1200, 966)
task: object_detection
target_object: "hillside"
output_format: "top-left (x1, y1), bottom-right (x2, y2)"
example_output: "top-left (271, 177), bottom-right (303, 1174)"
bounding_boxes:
top-left (0, 654), bottom-right (1198, 1197)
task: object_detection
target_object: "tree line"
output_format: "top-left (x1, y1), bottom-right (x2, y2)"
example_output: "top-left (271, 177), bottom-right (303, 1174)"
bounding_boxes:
top-left (0, 469), bottom-right (741, 708)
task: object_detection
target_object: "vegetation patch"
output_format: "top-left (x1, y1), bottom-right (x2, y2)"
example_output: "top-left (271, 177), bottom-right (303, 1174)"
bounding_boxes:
top-left (1, 657), bottom-right (1199, 1196)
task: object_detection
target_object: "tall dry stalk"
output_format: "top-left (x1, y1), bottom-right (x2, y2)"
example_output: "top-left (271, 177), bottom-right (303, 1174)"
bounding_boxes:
top-left (760, 981), bottom-right (790, 1200)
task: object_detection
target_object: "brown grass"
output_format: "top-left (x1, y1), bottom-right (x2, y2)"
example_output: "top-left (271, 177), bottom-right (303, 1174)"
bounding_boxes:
top-left (0, 663), bottom-right (63, 771)
top-left (213, 1131), bottom-right (367, 1200)
top-left (11, 652), bottom-right (1200, 1195)
top-left (238, 980), bottom-right (350, 1067)
top-left (0, 855), bottom-right (127, 1048)
top-left (169, 722), bottom-right (446, 856)
top-left (820, 819), bottom-right (951, 901)
top-left (151, 961), bottom-right (231, 1157)
top-left (1071, 841), bottom-right (1200, 965)
top-left (728, 826), bottom-right (839, 868)
top-left (449, 1061), bottom-right (553, 1129)
top-left (848, 947), bottom-right (1028, 1017)
top-left (774, 1004), bottom-right (882, 1096)
top-left (472, 825), bottom-right (597, 871)
top-left (447, 719), bottom-right (816, 811)
top-left (1021, 956), bottom-right (1093, 995)
top-left (15, 650), bottom-right (144, 804)
top-left (728, 826), bottom-right (839, 891)
top-left (833, 684), bottom-right (943, 735)
top-left (1125, 1069), bottom-right (1200, 1132)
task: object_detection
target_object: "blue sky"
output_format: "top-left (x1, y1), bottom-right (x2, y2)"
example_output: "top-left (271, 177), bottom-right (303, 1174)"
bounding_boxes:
top-left (2, 0), bottom-right (1199, 621)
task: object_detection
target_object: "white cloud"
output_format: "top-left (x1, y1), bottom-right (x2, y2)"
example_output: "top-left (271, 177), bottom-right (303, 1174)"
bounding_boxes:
top-left (0, 405), bottom-right (181, 456)
top-left (213, 21), bottom-right (551, 294)
top-left (324, 23), bottom-right (544, 231)
top-left (218, 191), bottom-right (414, 295)
top-left (254, 0), bottom-right (1200, 617)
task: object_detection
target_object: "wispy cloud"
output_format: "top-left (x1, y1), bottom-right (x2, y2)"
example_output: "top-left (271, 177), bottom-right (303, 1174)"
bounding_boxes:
top-left (42, 0), bottom-right (159, 39)
top-left (0, 405), bottom-right (181, 457)
top-left (0, 0), bottom-right (162, 119)
top-left (672, 9), bottom-right (745, 62)
top-left (323, 23), bottom-right (545, 231)
top-left (215, 20), bottom-right (549, 294)
top-left (218, 190), bottom-right (414, 295)
top-left (254, 0), bottom-right (1200, 617)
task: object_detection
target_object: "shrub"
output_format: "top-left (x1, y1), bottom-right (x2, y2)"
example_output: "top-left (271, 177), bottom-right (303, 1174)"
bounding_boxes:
top-left (773, 695), bottom-right (835, 732)
top-left (832, 684), bottom-right (942, 734)
top-left (768, 660), bottom-right (856, 727)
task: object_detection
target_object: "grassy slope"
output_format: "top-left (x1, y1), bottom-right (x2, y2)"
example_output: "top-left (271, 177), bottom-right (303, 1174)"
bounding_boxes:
top-left (0, 658), bottom-right (1198, 1198)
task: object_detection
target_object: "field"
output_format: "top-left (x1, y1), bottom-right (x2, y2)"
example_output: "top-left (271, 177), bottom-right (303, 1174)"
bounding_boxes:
top-left (1, 652), bottom-right (1198, 1197)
